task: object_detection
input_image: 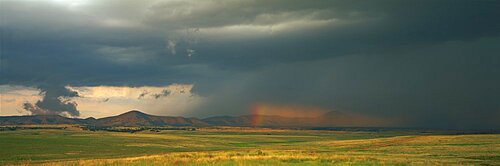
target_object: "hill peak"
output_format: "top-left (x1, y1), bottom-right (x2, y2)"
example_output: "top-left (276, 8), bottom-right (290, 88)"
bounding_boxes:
top-left (120, 110), bottom-right (148, 116)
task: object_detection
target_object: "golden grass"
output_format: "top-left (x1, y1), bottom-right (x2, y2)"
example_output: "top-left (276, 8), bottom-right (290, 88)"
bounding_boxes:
top-left (19, 134), bottom-right (499, 166)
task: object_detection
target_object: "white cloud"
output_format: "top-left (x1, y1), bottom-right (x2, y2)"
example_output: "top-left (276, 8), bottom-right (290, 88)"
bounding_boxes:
top-left (0, 85), bottom-right (42, 116)
top-left (0, 84), bottom-right (205, 118)
top-left (167, 39), bottom-right (177, 55)
top-left (186, 49), bottom-right (195, 57)
top-left (194, 18), bottom-right (339, 41)
top-left (67, 84), bottom-right (205, 118)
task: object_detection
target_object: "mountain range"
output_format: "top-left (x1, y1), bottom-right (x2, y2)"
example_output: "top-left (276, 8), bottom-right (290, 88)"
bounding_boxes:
top-left (0, 110), bottom-right (388, 127)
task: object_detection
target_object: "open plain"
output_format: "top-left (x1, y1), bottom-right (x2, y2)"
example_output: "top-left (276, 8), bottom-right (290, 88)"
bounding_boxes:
top-left (0, 126), bottom-right (498, 165)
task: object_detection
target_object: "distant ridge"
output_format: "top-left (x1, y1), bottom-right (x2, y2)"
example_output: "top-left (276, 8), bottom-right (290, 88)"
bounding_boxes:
top-left (96, 110), bottom-right (208, 126)
top-left (0, 110), bottom-right (386, 127)
top-left (0, 114), bottom-right (96, 125)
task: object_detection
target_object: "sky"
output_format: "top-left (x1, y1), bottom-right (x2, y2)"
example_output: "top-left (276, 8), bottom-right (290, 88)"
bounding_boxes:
top-left (0, 0), bottom-right (499, 129)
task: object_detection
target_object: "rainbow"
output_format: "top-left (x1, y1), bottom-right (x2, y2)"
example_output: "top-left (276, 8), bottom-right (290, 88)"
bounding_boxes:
top-left (249, 103), bottom-right (328, 127)
top-left (250, 104), bottom-right (264, 127)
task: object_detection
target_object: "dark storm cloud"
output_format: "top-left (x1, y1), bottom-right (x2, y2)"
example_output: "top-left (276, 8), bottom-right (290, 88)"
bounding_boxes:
top-left (189, 37), bottom-right (500, 129)
top-left (23, 85), bottom-right (80, 117)
top-left (152, 89), bottom-right (171, 99)
top-left (1, 0), bottom-right (499, 129)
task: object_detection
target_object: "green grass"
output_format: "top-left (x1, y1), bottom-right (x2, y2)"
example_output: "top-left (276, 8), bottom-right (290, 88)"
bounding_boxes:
top-left (0, 128), bottom-right (498, 165)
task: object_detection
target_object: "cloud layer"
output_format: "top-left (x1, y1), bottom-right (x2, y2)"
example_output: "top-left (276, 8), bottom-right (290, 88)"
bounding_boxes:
top-left (1, 0), bottom-right (499, 129)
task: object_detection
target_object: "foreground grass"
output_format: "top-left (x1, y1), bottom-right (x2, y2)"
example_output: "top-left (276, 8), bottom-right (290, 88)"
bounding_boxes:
top-left (0, 128), bottom-right (498, 165)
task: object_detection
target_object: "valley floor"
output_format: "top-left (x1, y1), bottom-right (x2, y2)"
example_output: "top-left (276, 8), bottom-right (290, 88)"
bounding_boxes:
top-left (0, 126), bottom-right (499, 165)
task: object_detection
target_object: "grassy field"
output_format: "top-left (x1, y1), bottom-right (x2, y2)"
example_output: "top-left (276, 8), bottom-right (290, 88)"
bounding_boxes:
top-left (0, 126), bottom-right (499, 165)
